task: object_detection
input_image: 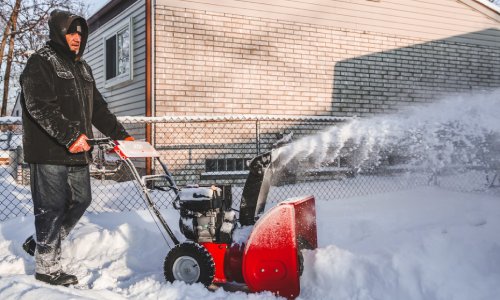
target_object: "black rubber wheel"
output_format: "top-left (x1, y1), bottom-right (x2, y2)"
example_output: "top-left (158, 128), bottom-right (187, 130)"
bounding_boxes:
top-left (164, 242), bottom-right (215, 286)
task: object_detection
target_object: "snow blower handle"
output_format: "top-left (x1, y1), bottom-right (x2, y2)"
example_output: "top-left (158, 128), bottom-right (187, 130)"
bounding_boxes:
top-left (87, 137), bottom-right (116, 149)
top-left (156, 157), bottom-right (179, 192)
top-left (88, 138), bottom-right (181, 246)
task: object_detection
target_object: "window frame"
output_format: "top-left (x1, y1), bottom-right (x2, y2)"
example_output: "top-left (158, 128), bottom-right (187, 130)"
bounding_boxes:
top-left (102, 17), bottom-right (134, 88)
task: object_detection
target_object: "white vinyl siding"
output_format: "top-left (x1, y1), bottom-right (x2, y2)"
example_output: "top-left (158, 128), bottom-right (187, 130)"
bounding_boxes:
top-left (86, 0), bottom-right (146, 117)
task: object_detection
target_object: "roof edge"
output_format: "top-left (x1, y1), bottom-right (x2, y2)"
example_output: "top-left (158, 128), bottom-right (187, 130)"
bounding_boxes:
top-left (462, 0), bottom-right (500, 23)
top-left (474, 0), bottom-right (500, 14)
top-left (87, 0), bottom-right (140, 33)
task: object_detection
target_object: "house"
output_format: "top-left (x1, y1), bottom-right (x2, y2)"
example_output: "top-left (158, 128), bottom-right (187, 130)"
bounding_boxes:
top-left (85, 0), bottom-right (500, 182)
top-left (86, 0), bottom-right (500, 123)
top-left (10, 93), bottom-right (22, 118)
top-left (0, 118), bottom-right (22, 166)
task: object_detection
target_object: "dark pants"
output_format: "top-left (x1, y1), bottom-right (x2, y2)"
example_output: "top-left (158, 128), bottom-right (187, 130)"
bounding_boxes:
top-left (30, 164), bottom-right (91, 274)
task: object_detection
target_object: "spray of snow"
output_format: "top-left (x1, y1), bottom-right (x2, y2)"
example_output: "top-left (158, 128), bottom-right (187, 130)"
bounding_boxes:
top-left (274, 89), bottom-right (500, 175)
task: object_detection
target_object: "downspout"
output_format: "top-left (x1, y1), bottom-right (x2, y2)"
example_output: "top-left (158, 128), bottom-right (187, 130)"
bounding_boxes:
top-left (151, 0), bottom-right (156, 138)
top-left (146, 0), bottom-right (154, 174)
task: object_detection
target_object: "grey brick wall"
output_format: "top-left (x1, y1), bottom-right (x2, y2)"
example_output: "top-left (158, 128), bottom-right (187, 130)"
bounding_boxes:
top-left (333, 41), bottom-right (500, 116)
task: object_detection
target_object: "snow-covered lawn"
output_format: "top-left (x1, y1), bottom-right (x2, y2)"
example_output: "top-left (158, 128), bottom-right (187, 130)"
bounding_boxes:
top-left (0, 186), bottom-right (499, 300)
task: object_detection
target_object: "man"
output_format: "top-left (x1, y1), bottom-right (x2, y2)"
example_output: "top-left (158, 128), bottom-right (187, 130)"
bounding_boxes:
top-left (20, 10), bottom-right (133, 286)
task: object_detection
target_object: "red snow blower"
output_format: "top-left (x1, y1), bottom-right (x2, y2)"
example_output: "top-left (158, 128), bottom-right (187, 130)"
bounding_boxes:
top-left (89, 136), bottom-right (317, 299)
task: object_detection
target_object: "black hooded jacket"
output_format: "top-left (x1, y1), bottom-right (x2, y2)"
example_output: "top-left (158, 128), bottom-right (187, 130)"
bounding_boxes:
top-left (20, 10), bottom-right (129, 165)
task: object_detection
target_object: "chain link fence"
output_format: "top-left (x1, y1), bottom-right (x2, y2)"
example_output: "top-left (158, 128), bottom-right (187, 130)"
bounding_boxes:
top-left (1, 116), bottom-right (499, 222)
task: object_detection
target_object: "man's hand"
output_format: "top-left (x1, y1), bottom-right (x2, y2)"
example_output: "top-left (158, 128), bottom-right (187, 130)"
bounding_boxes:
top-left (124, 136), bottom-right (135, 141)
top-left (69, 134), bottom-right (91, 153)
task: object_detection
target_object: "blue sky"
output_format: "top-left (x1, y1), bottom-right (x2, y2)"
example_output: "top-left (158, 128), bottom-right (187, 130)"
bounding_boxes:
top-left (88, 0), bottom-right (110, 17)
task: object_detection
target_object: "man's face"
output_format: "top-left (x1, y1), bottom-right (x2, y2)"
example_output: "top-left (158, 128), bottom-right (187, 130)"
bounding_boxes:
top-left (65, 32), bottom-right (81, 54)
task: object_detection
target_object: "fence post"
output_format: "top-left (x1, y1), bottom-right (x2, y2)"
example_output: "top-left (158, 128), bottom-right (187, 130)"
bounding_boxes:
top-left (15, 146), bottom-right (22, 184)
top-left (9, 147), bottom-right (18, 180)
top-left (146, 121), bottom-right (152, 175)
top-left (256, 120), bottom-right (260, 155)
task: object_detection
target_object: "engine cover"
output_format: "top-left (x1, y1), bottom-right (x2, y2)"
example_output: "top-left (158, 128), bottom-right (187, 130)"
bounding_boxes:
top-left (177, 185), bottom-right (235, 243)
top-left (177, 186), bottom-right (222, 212)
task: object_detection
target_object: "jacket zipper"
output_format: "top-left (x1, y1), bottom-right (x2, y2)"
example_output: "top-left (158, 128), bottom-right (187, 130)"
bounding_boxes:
top-left (71, 61), bottom-right (91, 163)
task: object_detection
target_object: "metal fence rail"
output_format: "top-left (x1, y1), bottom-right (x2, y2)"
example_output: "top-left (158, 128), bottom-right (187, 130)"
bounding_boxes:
top-left (1, 116), bottom-right (498, 222)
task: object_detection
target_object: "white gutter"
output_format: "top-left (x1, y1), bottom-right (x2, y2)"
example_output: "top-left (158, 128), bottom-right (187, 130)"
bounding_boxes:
top-left (474, 0), bottom-right (500, 13)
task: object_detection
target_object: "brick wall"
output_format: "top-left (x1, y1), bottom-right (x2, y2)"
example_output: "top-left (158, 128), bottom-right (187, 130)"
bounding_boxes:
top-left (154, 6), bottom-right (500, 117)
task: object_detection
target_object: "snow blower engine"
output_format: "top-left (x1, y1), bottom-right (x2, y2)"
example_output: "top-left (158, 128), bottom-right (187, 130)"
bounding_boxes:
top-left (89, 134), bottom-right (317, 299)
top-left (175, 184), bottom-right (235, 244)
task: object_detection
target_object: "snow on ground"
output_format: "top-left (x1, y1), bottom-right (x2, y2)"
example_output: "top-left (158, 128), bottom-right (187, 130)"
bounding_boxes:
top-left (2, 90), bottom-right (500, 298)
top-left (0, 186), bottom-right (499, 300)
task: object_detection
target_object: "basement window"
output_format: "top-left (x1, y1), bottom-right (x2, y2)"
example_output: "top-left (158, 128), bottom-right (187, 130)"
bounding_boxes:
top-left (104, 17), bottom-right (133, 87)
top-left (205, 158), bottom-right (248, 172)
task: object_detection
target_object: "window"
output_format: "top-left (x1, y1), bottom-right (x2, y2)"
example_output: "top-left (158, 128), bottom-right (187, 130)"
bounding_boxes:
top-left (104, 18), bottom-right (133, 87)
top-left (205, 158), bottom-right (249, 172)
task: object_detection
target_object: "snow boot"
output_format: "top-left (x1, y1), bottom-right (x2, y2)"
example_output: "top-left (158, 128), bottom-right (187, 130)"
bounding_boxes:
top-left (22, 235), bottom-right (36, 256)
top-left (35, 271), bottom-right (78, 286)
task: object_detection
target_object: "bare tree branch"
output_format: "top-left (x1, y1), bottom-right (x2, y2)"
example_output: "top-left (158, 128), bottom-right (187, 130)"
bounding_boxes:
top-left (1, 0), bottom-right (21, 116)
top-left (0, 0), bottom-right (89, 115)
